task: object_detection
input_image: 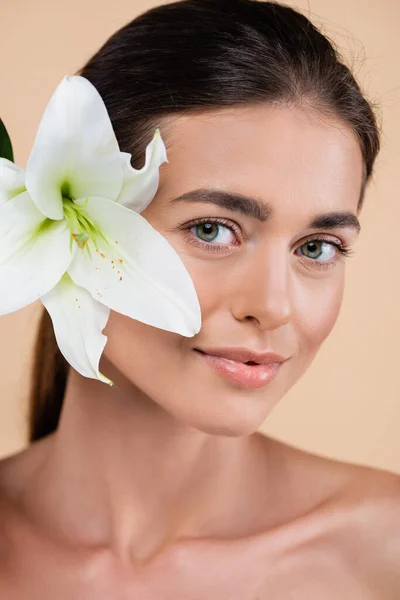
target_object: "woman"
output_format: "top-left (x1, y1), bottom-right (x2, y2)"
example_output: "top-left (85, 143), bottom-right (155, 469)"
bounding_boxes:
top-left (0, 0), bottom-right (398, 597)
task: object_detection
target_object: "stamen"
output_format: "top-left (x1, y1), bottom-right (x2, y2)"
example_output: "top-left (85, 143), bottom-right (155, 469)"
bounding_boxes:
top-left (72, 232), bottom-right (89, 249)
top-left (62, 197), bottom-right (112, 258)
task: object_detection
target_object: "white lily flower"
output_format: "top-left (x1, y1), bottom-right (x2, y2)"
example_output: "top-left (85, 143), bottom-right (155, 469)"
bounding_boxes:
top-left (0, 158), bottom-right (25, 205)
top-left (0, 75), bottom-right (202, 386)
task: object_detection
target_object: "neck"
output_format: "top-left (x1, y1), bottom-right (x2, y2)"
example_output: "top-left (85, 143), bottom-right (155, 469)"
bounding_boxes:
top-left (23, 359), bottom-right (259, 564)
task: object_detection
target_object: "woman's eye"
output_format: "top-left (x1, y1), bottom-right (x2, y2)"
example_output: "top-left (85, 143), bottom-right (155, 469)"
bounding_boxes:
top-left (190, 221), bottom-right (236, 245)
top-left (297, 240), bottom-right (336, 262)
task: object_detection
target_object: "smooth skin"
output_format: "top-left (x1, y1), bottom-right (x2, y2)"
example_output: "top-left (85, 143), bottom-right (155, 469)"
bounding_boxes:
top-left (0, 105), bottom-right (399, 599)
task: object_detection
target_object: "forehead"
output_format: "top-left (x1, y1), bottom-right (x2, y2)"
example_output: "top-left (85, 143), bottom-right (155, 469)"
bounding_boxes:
top-left (160, 105), bottom-right (363, 214)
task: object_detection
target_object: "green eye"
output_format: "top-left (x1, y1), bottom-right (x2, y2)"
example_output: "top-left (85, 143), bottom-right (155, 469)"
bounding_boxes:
top-left (194, 222), bottom-right (220, 242)
top-left (300, 240), bottom-right (328, 260)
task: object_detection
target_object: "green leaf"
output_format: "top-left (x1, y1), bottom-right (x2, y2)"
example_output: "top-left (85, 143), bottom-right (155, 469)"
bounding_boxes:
top-left (0, 118), bottom-right (14, 162)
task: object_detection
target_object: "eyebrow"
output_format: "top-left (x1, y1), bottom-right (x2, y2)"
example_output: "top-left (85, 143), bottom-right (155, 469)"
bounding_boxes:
top-left (169, 188), bottom-right (361, 234)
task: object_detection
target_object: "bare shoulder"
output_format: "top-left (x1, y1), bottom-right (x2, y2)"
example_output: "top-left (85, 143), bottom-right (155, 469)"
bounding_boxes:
top-left (255, 432), bottom-right (399, 504)
top-left (343, 463), bottom-right (400, 596)
top-left (259, 435), bottom-right (400, 597)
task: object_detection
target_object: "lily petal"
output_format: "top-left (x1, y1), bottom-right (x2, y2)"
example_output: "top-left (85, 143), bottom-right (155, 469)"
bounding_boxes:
top-left (25, 75), bottom-right (123, 220)
top-left (0, 191), bottom-right (74, 315)
top-left (0, 158), bottom-right (26, 205)
top-left (68, 196), bottom-right (201, 337)
top-left (117, 128), bottom-right (168, 212)
top-left (41, 273), bottom-right (113, 385)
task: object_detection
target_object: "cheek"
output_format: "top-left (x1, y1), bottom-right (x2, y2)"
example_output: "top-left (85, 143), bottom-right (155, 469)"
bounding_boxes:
top-left (101, 311), bottom-right (182, 383)
top-left (103, 311), bottom-right (174, 387)
top-left (296, 273), bottom-right (345, 361)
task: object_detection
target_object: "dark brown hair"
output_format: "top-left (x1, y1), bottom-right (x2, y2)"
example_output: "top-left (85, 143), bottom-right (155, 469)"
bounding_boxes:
top-left (28, 0), bottom-right (381, 442)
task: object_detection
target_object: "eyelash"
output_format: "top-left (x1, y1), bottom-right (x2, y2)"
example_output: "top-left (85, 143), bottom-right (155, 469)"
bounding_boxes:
top-left (179, 217), bottom-right (355, 270)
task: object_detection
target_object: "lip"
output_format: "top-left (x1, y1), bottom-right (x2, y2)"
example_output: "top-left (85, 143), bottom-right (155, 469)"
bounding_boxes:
top-left (193, 347), bottom-right (287, 389)
top-left (194, 346), bottom-right (287, 365)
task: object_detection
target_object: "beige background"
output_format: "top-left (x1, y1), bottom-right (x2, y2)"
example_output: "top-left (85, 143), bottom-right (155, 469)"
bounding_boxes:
top-left (0, 0), bottom-right (399, 473)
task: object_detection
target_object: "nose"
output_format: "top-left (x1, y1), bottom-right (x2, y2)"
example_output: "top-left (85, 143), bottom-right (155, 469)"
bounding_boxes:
top-left (231, 246), bottom-right (292, 330)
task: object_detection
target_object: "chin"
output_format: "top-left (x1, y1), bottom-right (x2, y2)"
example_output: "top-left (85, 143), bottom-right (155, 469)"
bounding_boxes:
top-left (192, 423), bottom-right (260, 438)
top-left (181, 406), bottom-right (272, 438)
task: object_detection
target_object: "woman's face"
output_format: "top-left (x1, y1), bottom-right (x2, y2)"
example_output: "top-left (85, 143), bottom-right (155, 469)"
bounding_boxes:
top-left (102, 105), bottom-right (363, 436)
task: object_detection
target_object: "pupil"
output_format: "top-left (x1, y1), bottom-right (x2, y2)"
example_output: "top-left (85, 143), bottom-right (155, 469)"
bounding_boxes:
top-left (305, 241), bottom-right (321, 258)
top-left (197, 223), bottom-right (218, 241)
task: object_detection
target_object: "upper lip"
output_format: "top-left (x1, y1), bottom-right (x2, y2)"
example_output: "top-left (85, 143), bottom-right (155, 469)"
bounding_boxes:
top-left (195, 346), bottom-right (288, 365)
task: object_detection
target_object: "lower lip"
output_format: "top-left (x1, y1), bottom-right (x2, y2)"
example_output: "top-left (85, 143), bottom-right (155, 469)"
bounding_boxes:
top-left (194, 350), bottom-right (282, 389)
